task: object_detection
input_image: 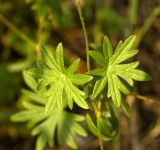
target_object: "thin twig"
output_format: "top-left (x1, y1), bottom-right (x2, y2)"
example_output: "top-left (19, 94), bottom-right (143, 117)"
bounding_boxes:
top-left (98, 136), bottom-right (104, 150)
top-left (134, 94), bottom-right (160, 104)
top-left (77, 0), bottom-right (90, 71)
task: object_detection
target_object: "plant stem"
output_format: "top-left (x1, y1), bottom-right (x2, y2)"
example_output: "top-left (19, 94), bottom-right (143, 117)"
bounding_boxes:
top-left (77, 1), bottom-right (103, 149)
top-left (0, 13), bottom-right (35, 49)
top-left (36, 16), bottom-right (44, 59)
top-left (135, 5), bottom-right (160, 47)
top-left (77, 0), bottom-right (90, 71)
top-left (98, 136), bottom-right (104, 150)
top-left (95, 101), bottom-right (104, 150)
top-left (129, 0), bottom-right (138, 28)
top-left (97, 117), bottom-right (104, 150)
top-left (135, 94), bottom-right (160, 104)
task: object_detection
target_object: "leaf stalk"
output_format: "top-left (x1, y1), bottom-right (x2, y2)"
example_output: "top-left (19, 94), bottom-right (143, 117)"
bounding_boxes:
top-left (77, 0), bottom-right (90, 71)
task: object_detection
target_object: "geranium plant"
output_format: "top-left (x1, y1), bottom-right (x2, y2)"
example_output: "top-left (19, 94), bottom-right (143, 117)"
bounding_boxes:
top-left (11, 0), bottom-right (151, 150)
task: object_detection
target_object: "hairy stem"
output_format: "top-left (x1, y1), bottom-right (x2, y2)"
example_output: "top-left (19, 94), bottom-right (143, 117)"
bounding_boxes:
top-left (77, 0), bottom-right (90, 71)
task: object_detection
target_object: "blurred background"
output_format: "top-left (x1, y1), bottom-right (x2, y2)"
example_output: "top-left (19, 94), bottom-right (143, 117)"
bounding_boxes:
top-left (0, 0), bottom-right (160, 149)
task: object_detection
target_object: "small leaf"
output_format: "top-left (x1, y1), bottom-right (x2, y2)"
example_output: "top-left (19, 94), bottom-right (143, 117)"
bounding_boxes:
top-left (97, 117), bottom-right (113, 140)
top-left (45, 86), bottom-right (57, 114)
top-left (56, 81), bottom-right (64, 110)
top-left (89, 51), bottom-right (106, 66)
top-left (92, 76), bottom-right (108, 99)
top-left (110, 35), bottom-right (136, 65)
top-left (22, 89), bottom-right (45, 104)
top-left (121, 98), bottom-right (131, 117)
top-left (108, 75), bottom-right (121, 107)
top-left (23, 70), bottom-right (37, 91)
top-left (73, 123), bottom-right (87, 136)
top-left (86, 114), bottom-right (99, 136)
top-left (116, 49), bottom-right (139, 64)
top-left (56, 43), bottom-right (64, 71)
top-left (65, 79), bottom-right (89, 109)
top-left (86, 113), bottom-right (118, 141)
top-left (40, 45), bottom-right (59, 71)
top-left (86, 68), bottom-right (106, 76)
top-left (114, 41), bottom-right (122, 53)
top-left (129, 69), bottom-right (152, 81)
top-left (103, 36), bottom-right (113, 60)
top-left (117, 77), bottom-right (130, 94)
top-left (67, 59), bottom-right (80, 75)
top-left (72, 74), bottom-right (93, 85)
top-left (36, 135), bottom-right (47, 150)
top-left (115, 71), bottom-right (134, 86)
top-left (64, 82), bottom-right (73, 109)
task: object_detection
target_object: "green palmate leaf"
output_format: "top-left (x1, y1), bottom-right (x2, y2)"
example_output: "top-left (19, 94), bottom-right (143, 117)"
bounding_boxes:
top-left (90, 35), bottom-right (151, 107)
top-left (12, 75), bottom-right (87, 150)
top-left (12, 101), bottom-right (87, 150)
top-left (27, 44), bottom-right (93, 113)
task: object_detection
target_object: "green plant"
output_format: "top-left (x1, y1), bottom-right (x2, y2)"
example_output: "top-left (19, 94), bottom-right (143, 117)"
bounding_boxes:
top-left (11, 0), bottom-right (152, 150)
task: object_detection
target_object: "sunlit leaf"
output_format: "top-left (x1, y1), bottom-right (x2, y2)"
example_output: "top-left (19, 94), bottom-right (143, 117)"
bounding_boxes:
top-left (90, 35), bottom-right (151, 107)
top-left (27, 44), bottom-right (92, 113)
